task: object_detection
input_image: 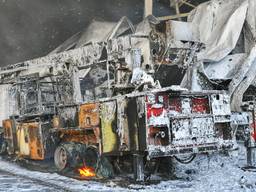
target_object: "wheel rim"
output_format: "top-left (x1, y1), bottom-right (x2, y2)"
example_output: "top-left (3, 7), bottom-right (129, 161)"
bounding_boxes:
top-left (54, 146), bottom-right (68, 171)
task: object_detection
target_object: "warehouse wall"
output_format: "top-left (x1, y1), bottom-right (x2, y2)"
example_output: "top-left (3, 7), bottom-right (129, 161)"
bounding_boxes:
top-left (0, 85), bottom-right (11, 127)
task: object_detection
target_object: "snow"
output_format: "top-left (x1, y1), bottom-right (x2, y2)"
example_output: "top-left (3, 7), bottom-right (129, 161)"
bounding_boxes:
top-left (0, 157), bottom-right (123, 192)
top-left (0, 145), bottom-right (256, 191)
top-left (138, 146), bottom-right (256, 192)
top-left (0, 171), bottom-right (59, 192)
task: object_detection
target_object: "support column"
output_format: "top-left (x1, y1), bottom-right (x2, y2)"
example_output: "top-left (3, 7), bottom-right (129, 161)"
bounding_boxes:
top-left (133, 153), bottom-right (145, 182)
top-left (144, 0), bottom-right (153, 18)
top-left (174, 0), bottom-right (181, 21)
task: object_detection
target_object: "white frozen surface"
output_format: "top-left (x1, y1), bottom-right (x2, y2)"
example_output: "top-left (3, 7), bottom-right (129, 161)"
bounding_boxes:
top-left (0, 171), bottom-right (61, 192)
top-left (189, 0), bottom-right (248, 62)
top-left (204, 54), bottom-right (246, 80)
top-left (0, 145), bottom-right (256, 192)
top-left (0, 157), bottom-right (124, 192)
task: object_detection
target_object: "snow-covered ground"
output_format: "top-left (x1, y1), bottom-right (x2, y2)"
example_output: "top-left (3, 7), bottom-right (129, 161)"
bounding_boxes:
top-left (0, 146), bottom-right (255, 192)
top-left (0, 170), bottom-right (63, 192)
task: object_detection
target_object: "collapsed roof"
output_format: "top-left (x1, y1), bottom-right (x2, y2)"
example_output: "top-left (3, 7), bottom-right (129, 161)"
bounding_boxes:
top-left (170, 0), bottom-right (256, 111)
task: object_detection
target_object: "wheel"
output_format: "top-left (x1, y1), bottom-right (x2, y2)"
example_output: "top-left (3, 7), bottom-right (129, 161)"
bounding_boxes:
top-left (54, 144), bottom-right (69, 171)
top-left (54, 142), bottom-right (90, 171)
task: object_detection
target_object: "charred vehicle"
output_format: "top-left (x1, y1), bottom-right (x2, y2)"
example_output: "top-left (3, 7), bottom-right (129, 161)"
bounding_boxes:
top-left (0, 81), bottom-right (234, 180)
top-left (1, 0), bottom-right (256, 181)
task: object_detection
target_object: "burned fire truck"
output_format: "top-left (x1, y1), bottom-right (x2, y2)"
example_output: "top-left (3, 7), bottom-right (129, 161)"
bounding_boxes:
top-left (0, 0), bottom-right (256, 181)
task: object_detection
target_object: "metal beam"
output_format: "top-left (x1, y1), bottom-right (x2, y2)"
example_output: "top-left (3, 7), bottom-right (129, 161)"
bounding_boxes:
top-left (174, 0), bottom-right (181, 21)
top-left (179, 0), bottom-right (196, 8)
top-left (144, 0), bottom-right (153, 18)
top-left (157, 12), bottom-right (190, 21)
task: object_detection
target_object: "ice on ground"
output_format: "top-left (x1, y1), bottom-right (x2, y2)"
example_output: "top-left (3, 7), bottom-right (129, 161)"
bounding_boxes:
top-left (0, 145), bottom-right (256, 192)
top-left (0, 171), bottom-right (61, 192)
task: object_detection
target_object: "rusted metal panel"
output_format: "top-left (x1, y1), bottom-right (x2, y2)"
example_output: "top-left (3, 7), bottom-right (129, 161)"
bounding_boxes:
top-left (3, 119), bottom-right (16, 154)
top-left (28, 122), bottom-right (44, 160)
top-left (17, 123), bottom-right (30, 157)
top-left (3, 119), bottom-right (12, 140)
top-left (100, 101), bottom-right (118, 153)
top-left (59, 129), bottom-right (98, 145)
top-left (55, 103), bottom-right (101, 146)
top-left (79, 103), bottom-right (100, 129)
top-left (17, 122), bottom-right (45, 160)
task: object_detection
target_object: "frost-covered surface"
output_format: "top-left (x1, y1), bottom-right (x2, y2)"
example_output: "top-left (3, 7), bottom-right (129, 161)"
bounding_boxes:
top-left (0, 171), bottom-right (61, 192)
top-left (0, 146), bottom-right (256, 192)
top-left (0, 157), bottom-right (124, 192)
top-left (136, 150), bottom-right (256, 192)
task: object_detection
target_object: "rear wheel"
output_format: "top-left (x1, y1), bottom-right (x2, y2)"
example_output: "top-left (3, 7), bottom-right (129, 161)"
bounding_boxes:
top-left (54, 143), bottom-right (114, 178)
top-left (54, 143), bottom-right (96, 171)
top-left (54, 144), bottom-right (69, 171)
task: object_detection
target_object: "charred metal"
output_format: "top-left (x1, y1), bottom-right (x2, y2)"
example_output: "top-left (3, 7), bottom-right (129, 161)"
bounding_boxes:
top-left (0, 0), bottom-right (256, 182)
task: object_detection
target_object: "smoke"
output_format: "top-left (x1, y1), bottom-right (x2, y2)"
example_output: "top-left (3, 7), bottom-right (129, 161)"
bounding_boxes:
top-left (0, 0), bottom-right (181, 67)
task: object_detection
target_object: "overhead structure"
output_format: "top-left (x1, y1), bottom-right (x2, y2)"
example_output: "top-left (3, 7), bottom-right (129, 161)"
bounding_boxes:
top-left (144, 0), bottom-right (153, 17)
top-left (158, 0), bottom-right (196, 21)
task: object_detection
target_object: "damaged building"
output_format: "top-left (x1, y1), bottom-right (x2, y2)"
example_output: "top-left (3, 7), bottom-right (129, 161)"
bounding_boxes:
top-left (0, 0), bottom-right (255, 181)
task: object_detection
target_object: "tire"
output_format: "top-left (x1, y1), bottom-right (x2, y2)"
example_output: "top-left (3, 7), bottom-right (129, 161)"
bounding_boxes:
top-left (54, 143), bottom-right (71, 171)
top-left (54, 142), bottom-right (93, 171)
